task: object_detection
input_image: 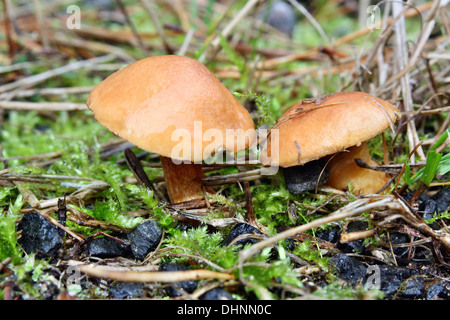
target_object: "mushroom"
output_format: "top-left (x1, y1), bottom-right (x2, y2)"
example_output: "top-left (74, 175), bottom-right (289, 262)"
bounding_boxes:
top-left (87, 55), bottom-right (256, 204)
top-left (261, 91), bottom-right (401, 195)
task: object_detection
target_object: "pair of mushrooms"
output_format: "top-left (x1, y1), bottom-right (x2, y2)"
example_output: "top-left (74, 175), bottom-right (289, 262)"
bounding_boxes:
top-left (87, 55), bottom-right (401, 204)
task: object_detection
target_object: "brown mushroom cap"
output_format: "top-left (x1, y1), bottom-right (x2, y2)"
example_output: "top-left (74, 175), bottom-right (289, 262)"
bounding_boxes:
top-left (87, 55), bottom-right (256, 162)
top-left (326, 142), bottom-right (390, 194)
top-left (261, 92), bottom-right (401, 167)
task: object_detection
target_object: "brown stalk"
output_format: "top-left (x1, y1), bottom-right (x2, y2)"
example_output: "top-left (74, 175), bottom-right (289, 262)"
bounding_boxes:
top-left (244, 181), bottom-right (256, 226)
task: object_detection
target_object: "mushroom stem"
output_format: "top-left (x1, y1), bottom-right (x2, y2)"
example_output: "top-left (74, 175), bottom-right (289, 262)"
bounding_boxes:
top-left (326, 142), bottom-right (390, 195)
top-left (160, 156), bottom-right (212, 204)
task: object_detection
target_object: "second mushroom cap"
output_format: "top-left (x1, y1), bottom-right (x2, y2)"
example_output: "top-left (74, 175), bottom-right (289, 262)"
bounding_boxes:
top-left (261, 91), bottom-right (401, 168)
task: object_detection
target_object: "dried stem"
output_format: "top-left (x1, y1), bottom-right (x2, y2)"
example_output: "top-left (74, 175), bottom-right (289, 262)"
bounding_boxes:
top-left (78, 265), bottom-right (235, 282)
top-left (0, 54), bottom-right (116, 94)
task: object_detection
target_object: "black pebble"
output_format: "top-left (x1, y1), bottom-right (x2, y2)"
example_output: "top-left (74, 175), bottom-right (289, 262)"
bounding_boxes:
top-left (110, 282), bottom-right (144, 299)
top-left (329, 253), bottom-right (420, 298)
top-left (420, 199), bottom-right (437, 220)
top-left (283, 159), bottom-right (329, 195)
top-left (86, 236), bottom-right (131, 259)
top-left (432, 189), bottom-right (450, 213)
top-left (18, 211), bottom-right (62, 258)
top-left (223, 223), bottom-right (263, 248)
top-left (259, 1), bottom-right (297, 37)
top-left (400, 277), bottom-right (425, 299)
top-left (199, 288), bottom-right (233, 300)
top-left (159, 262), bottom-right (197, 297)
top-left (329, 253), bottom-right (367, 286)
top-left (375, 265), bottom-right (415, 297)
top-left (426, 281), bottom-right (450, 300)
top-left (388, 232), bottom-right (410, 261)
top-left (127, 220), bottom-right (163, 261)
top-left (406, 188), bottom-right (450, 219)
top-left (316, 226), bottom-right (340, 243)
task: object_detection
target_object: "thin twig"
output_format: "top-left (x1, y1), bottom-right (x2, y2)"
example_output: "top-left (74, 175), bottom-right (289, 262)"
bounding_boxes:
top-left (0, 101), bottom-right (87, 111)
top-left (78, 265), bottom-right (235, 282)
top-left (32, 0), bottom-right (50, 50)
top-left (198, 0), bottom-right (261, 64)
top-left (140, 0), bottom-right (173, 54)
top-left (124, 148), bottom-right (161, 202)
top-left (0, 86), bottom-right (94, 99)
top-left (287, 0), bottom-right (329, 43)
top-left (0, 54), bottom-right (116, 94)
top-left (114, 0), bottom-right (150, 56)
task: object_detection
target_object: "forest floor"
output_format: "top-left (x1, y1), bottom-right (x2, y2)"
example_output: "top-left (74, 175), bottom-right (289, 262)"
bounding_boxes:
top-left (0, 0), bottom-right (449, 302)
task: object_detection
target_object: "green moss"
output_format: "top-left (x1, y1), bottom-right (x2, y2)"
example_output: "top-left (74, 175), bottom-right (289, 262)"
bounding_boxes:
top-left (240, 246), bottom-right (303, 299)
top-left (313, 281), bottom-right (384, 300)
top-left (164, 226), bottom-right (237, 270)
top-left (292, 240), bottom-right (330, 271)
top-left (0, 192), bottom-right (24, 263)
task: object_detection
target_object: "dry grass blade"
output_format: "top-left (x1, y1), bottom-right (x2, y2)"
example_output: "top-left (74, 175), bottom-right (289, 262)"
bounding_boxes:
top-left (78, 264), bottom-right (235, 282)
top-left (0, 101), bottom-right (87, 111)
top-left (198, 0), bottom-right (261, 64)
top-left (392, 1), bottom-right (421, 162)
top-left (340, 229), bottom-right (376, 243)
top-left (0, 86), bottom-right (94, 100)
top-left (287, 0), bottom-right (329, 43)
top-left (199, 168), bottom-right (264, 186)
top-left (114, 0), bottom-right (149, 55)
top-left (140, 0), bottom-right (173, 54)
top-left (0, 54), bottom-right (116, 94)
top-left (8, 172), bottom-right (109, 209)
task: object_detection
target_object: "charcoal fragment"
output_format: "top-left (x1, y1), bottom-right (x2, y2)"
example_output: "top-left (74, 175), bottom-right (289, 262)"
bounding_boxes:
top-left (159, 263), bottom-right (197, 297)
top-left (18, 211), bottom-right (62, 258)
top-left (127, 220), bottom-right (162, 261)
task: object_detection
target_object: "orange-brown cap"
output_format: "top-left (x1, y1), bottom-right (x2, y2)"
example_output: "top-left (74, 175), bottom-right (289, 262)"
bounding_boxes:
top-left (326, 142), bottom-right (390, 194)
top-left (87, 55), bottom-right (256, 162)
top-left (261, 92), bottom-right (401, 167)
